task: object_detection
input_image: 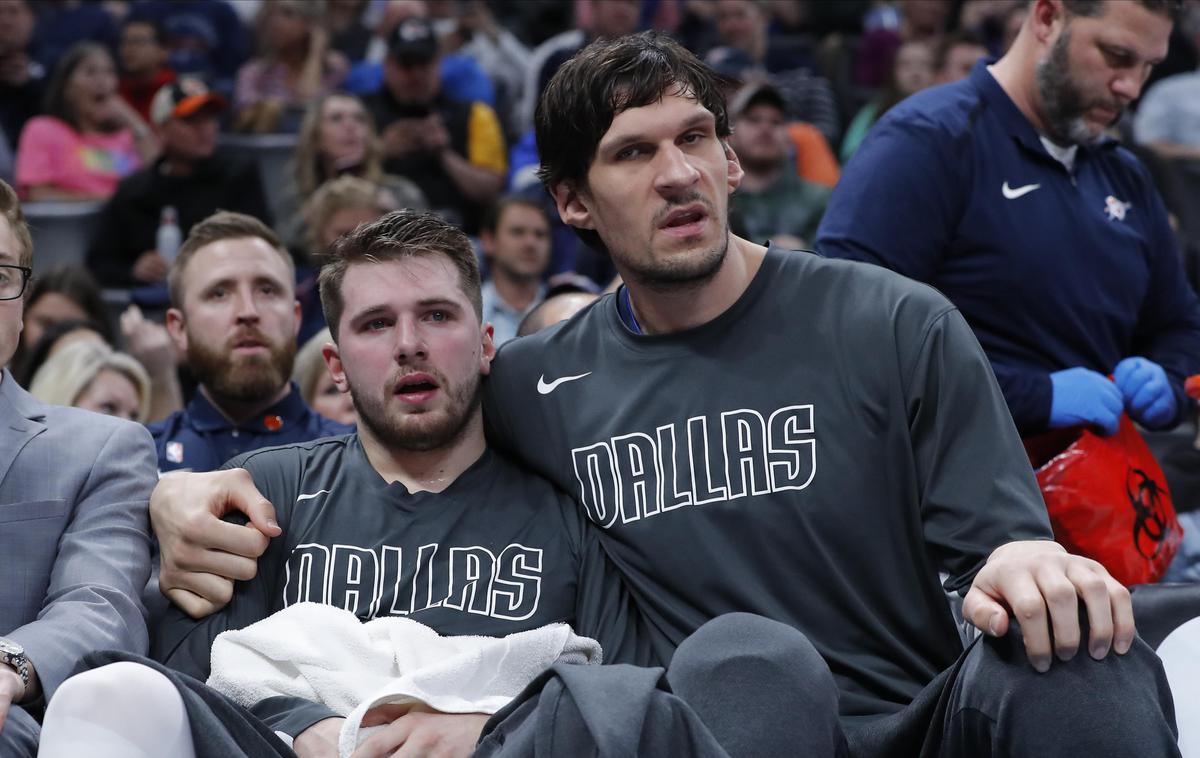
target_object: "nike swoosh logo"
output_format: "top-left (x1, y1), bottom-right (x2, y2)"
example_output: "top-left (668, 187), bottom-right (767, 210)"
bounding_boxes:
top-left (1001, 181), bottom-right (1040, 199)
top-left (295, 490), bottom-right (330, 503)
top-left (537, 372), bottom-right (592, 395)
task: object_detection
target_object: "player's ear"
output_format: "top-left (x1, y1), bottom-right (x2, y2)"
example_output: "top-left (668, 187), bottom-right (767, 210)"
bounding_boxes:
top-left (724, 139), bottom-right (744, 193)
top-left (479, 322), bottom-right (496, 376)
top-left (551, 181), bottom-right (596, 231)
top-left (322, 341), bottom-right (350, 393)
top-left (165, 307), bottom-right (188, 353)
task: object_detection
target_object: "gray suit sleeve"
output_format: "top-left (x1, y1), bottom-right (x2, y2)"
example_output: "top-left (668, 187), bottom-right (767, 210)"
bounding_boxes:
top-left (7, 421), bottom-right (156, 699)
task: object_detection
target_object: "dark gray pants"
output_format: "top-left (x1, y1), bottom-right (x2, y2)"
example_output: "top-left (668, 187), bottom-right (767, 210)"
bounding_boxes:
top-left (0, 705), bottom-right (38, 758)
top-left (481, 613), bottom-right (1179, 758)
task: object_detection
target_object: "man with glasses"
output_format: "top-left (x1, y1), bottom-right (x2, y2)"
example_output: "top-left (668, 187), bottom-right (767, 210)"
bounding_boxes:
top-left (0, 178), bottom-right (158, 757)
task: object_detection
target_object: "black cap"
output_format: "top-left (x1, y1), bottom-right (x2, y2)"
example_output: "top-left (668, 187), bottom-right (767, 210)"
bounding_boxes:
top-left (388, 18), bottom-right (438, 62)
top-left (728, 81), bottom-right (787, 119)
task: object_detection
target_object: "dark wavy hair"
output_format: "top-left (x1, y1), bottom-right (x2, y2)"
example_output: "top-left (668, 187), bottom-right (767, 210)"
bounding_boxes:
top-left (534, 32), bottom-right (734, 253)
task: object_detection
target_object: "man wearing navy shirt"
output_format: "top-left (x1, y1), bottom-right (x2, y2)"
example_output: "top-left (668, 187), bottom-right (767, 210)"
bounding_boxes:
top-left (149, 211), bottom-right (350, 475)
top-left (818, 0), bottom-right (1200, 441)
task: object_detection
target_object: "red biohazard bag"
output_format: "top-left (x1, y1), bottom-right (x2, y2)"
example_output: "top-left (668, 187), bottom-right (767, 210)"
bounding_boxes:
top-left (1024, 415), bottom-right (1182, 586)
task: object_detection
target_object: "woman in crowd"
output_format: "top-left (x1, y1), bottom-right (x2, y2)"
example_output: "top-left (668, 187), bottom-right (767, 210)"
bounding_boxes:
top-left (19, 265), bottom-right (112, 359)
top-left (234, 0), bottom-right (349, 133)
top-left (279, 92), bottom-right (425, 252)
top-left (15, 43), bottom-right (157, 200)
top-left (29, 339), bottom-right (151, 423)
top-left (840, 38), bottom-right (936, 163)
top-left (293, 326), bottom-right (356, 427)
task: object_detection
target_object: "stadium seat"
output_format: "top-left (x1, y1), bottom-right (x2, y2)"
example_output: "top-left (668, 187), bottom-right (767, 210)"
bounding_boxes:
top-left (22, 200), bottom-right (105, 275)
top-left (216, 133), bottom-right (299, 228)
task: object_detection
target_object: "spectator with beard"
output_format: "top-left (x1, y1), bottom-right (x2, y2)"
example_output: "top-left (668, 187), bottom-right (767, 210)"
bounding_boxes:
top-left (818, 0), bottom-right (1200, 581)
top-left (479, 196), bottom-right (551, 346)
top-left (150, 211), bottom-right (351, 475)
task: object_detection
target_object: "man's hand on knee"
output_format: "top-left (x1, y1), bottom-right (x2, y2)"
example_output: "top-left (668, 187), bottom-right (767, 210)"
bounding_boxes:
top-left (962, 540), bottom-right (1135, 673)
top-left (152, 469), bottom-right (281, 618)
top-left (350, 703), bottom-right (489, 758)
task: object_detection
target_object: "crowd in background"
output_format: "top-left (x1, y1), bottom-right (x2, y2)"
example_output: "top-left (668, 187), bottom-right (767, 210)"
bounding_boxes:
top-left (0, 0), bottom-right (1198, 429)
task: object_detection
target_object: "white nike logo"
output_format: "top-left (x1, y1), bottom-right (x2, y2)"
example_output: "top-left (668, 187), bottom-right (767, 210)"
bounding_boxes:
top-left (537, 372), bottom-right (592, 395)
top-left (1001, 181), bottom-right (1041, 200)
top-left (295, 490), bottom-right (329, 503)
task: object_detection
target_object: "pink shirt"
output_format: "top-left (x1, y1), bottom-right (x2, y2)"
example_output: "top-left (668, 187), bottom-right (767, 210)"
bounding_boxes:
top-left (15, 116), bottom-right (141, 199)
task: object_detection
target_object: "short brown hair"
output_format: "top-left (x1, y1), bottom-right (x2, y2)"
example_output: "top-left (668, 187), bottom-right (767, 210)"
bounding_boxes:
top-left (168, 211), bottom-right (293, 308)
top-left (0, 179), bottom-right (33, 268)
top-left (319, 209), bottom-right (481, 341)
top-left (1062, 0), bottom-right (1181, 20)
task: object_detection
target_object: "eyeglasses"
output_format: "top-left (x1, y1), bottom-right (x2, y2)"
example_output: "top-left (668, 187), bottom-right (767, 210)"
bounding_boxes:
top-left (0, 265), bottom-right (32, 301)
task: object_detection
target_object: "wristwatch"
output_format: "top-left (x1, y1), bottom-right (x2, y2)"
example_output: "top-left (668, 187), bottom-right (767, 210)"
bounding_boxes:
top-left (0, 638), bottom-right (29, 695)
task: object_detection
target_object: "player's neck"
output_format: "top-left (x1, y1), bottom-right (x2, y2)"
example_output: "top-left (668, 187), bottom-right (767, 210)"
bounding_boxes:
top-left (359, 412), bottom-right (487, 494)
top-left (623, 234), bottom-right (767, 334)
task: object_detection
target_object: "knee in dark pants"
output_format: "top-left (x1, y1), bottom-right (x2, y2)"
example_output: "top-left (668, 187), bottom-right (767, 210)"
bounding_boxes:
top-left (948, 630), bottom-right (1179, 758)
top-left (667, 613), bottom-right (845, 758)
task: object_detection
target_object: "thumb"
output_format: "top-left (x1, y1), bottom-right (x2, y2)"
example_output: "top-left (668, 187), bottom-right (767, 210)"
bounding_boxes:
top-left (221, 469), bottom-right (281, 536)
top-left (963, 586), bottom-right (1009, 637)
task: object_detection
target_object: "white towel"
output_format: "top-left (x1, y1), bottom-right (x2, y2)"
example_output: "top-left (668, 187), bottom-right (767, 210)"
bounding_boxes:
top-left (206, 603), bottom-right (601, 757)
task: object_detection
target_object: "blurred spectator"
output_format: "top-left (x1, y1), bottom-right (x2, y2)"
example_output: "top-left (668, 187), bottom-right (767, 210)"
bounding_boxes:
top-left (516, 284), bottom-right (600, 338)
top-left (727, 82), bottom-right (830, 248)
top-left (19, 264), bottom-right (111, 356)
top-left (934, 30), bottom-right (988, 84)
top-left (125, 0), bottom-right (250, 95)
top-left (708, 0), bottom-right (814, 74)
top-left (118, 303), bottom-right (184, 423)
top-left (443, 0), bottom-right (531, 138)
top-left (117, 17), bottom-right (175, 124)
top-left (29, 338), bottom-right (151, 423)
top-left (11, 263), bottom-right (110, 382)
top-left (840, 38), bottom-right (935, 162)
top-left (28, 0), bottom-right (119, 74)
top-left (0, 0), bottom-right (44, 156)
top-left (1134, 6), bottom-right (1200, 159)
top-left (786, 122), bottom-right (840, 188)
top-left (956, 0), bottom-right (1025, 56)
top-left (519, 0), bottom-right (642, 132)
top-left (292, 325), bottom-right (356, 426)
top-left (15, 43), bottom-right (157, 201)
top-left (367, 18), bottom-right (505, 232)
top-left (295, 175), bottom-right (401, 342)
top-left (279, 92), bottom-right (424, 252)
top-left (326, 0), bottom-right (373, 63)
top-left (303, 174), bottom-right (398, 254)
top-left (14, 317), bottom-right (108, 388)
top-left (87, 77), bottom-right (270, 288)
top-left (344, 0), bottom-right (498, 111)
top-left (706, 0), bottom-right (841, 146)
top-left (235, 0), bottom-right (349, 134)
top-left (480, 195), bottom-right (551, 346)
top-left (152, 211), bottom-right (350, 474)
top-left (855, 0), bottom-right (951, 87)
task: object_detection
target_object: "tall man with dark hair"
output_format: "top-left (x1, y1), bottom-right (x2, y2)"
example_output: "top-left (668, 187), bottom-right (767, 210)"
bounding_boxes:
top-left (150, 32), bottom-right (1180, 756)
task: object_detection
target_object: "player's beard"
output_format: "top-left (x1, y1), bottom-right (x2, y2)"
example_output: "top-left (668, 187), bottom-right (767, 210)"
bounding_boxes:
top-left (187, 328), bottom-right (295, 404)
top-left (620, 193), bottom-right (729, 293)
top-left (350, 366), bottom-right (482, 452)
top-left (1035, 28), bottom-right (1124, 146)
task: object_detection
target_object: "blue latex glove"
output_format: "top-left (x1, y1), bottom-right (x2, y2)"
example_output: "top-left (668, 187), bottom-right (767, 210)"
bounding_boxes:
top-left (1113, 357), bottom-right (1176, 429)
top-left (1049, 368), bottom-right (1123, 436)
